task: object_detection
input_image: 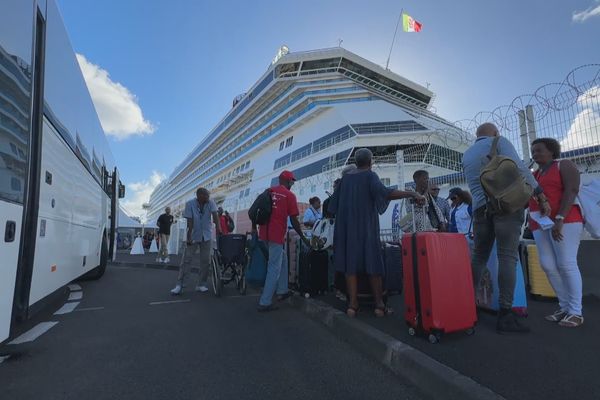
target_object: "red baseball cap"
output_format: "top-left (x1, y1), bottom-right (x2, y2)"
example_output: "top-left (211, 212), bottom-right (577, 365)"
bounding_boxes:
top-left (279, 170), bottom-right (296, 181)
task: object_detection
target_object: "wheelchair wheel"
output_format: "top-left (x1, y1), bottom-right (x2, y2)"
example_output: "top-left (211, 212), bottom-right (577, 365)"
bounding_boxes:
top-left (238, 267), bottom-right (247, 295)
top-left (211, 254), bottom-right (222, 297)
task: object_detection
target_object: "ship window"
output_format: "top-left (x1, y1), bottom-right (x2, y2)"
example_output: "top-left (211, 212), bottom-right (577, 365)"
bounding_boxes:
top-left (279, 141), bottom-right (285, 151)
top-left (285, 137), bottom-right (293, 148)
top-left (301, 58), bottom-right (340, 71)
top-left (245, 161), bottom-right (250, 169)
top-left (11, 177), bottom-right (22, 191)
top-left (244, 188), bottom-right (250, 197)
top-left (239, 191), bottom-right (244, 199)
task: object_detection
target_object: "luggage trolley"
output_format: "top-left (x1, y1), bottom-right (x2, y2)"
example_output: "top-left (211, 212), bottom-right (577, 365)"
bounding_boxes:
top-left (211, 234), bottom-right (248, 297)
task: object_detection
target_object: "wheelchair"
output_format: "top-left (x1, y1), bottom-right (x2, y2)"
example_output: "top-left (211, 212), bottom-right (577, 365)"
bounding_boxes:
top-left (211, 234), bottom-right (248, 297)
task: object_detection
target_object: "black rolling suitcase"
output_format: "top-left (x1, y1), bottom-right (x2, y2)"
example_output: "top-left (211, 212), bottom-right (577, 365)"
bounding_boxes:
top-left (298, 240), bottom-right (329, 296)
top-left (383, 243), bottom-right (402, 295)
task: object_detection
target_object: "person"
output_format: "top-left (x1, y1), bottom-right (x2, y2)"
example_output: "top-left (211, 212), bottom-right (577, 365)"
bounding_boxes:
top-left (329, 148), bottom-right (424, 318)
top-left (529, 138), bottom-right (584, 327)
top-left (404, 170), bottom-right (446, 232)
top-left (463, 122), bottom-right (550, 334)
top-left (448, 188), bottom-right (473, 234)
top-left (322, 179), bottom-right (341, 219)
top-left (156, 207), bottom-right (174, 263)
top-left (218, 207), bottom-right (230, 235)
top-left (255, 170), bottom-right (311, 312)
top-left (171, 188), bottom-right (222, 295)
top-left (430, 183), bottom-right (451, 226)
top-left (303, 197), bottom-right (322, 228)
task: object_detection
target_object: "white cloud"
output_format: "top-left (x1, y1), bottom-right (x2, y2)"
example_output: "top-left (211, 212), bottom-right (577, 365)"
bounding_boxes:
top-left (573, 2), bottom-right (600, 23)
top-left (76, 54), bottom-right (155, 140)
top-left (120, 171), bottom-right (166, 222)
top-left (561, 86), bottom-right (600, 151)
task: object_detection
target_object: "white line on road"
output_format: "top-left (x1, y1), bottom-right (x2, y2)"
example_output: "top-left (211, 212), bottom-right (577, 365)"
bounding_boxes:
top-left (54, 302), bottom-right (80, 315)
top-left (68, 284), bottom-right (82, 291)
top-left (74, 307), bottom-right (105, 312)
top-left (0, 355), bottom-right (9, 364)
top-left (8, 322), bottom-right (59, 345)
top-left (149, 299), bottom-right (191, 306)
top-left (68, 291), bottom-right (83, 301)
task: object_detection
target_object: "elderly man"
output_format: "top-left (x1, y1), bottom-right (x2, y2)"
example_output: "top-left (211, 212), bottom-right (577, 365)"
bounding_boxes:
top-left (171, 188), bottom-right (222, 295)
top-left (463, 123), bottom-right (549, 333)
top-left (156, 206), bottom-right (174, 263)
top-left (329, 148), bottom-right (424, 317)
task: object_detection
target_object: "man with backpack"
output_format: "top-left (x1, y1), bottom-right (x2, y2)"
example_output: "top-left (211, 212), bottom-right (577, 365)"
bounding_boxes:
top-left (463, 123), bottom-right (550, 334)
top-left (250, 170), bottom-right (310, 312)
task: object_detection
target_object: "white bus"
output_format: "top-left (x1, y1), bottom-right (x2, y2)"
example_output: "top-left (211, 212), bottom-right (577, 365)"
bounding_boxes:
top-left (0, 0), bottom-right (124, 344)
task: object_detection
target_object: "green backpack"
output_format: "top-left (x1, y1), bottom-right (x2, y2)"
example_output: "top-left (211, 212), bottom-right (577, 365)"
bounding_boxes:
top-left (480, 136), bottom-right (533, 214)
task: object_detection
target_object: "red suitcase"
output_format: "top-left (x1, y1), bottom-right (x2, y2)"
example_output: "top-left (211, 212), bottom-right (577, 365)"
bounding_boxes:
top-left (402, 232), bottom-right (477, 343)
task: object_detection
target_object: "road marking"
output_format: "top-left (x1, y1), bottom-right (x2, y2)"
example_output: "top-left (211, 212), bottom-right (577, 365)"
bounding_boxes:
top-left (8, 322), bottom-right (59, 345)
top-left (54, 302), bottom-right (80, 315)
top-left (228, 294), bottom-right (261, 298)
top-left (0, 355), bottom-right (9, 364)
top-left (68, 291), bottom-right (83, 301)
top-left (74, 306), bottom-right (105, 312)
top-left (68, 284), bottom-right (82, 291)
top-left (149, 299), bottom-right (191, 306)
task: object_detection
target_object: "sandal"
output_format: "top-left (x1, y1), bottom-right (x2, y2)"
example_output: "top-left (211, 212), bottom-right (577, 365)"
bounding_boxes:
top-left (346, 306), bottom-right (360, 318)
top-left (374, 306), bottom-right (394, 318)
top-left (558, 314), bottom-right (584, 328)
top-left (545, 309), bottom-right (567, 322)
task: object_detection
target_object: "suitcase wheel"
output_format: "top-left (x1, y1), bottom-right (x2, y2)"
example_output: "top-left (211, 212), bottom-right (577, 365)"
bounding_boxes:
top-left (466, 327), bottom-right (475, 336)
top-left (428, 333), bottom-right (440, 344)
top-left (408, 327), bottom-right (416, 336)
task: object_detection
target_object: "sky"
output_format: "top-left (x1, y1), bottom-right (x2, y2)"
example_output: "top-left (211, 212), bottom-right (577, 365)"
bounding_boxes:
top-left (55, 0), bottom-right (600, 218)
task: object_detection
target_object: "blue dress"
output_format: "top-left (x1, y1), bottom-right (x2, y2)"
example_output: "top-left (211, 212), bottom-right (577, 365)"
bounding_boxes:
top-left (328, 169), bottom-right (392, 276)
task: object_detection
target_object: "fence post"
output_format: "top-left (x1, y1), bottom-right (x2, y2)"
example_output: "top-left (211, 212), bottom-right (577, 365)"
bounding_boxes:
top-left (526, 105), bottom-right (537, 148)
top-left (518, 109), bottom-right (530, 163)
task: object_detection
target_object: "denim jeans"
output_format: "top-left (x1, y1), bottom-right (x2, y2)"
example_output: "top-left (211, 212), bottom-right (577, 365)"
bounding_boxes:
top-left (259, 241), bottom-right (289, 306)
top-left (533, 222), bottom-right (583, 315)
top-left (471, 207), bottom-right (524, 309)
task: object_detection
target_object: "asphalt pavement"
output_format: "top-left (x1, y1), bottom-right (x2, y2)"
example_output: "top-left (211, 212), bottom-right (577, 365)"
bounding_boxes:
top-left (0, 265), bottom-right (422, 400)
top-left (319, 291), bottom-right (600, 400)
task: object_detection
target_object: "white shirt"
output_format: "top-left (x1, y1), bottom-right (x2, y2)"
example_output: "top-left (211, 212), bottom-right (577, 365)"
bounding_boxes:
top-left (452, 203), bottom-right (473, 234)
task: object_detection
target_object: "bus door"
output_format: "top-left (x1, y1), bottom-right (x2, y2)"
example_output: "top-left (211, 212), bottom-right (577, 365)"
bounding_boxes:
top-left (0, 0), bottom-right (44, 343)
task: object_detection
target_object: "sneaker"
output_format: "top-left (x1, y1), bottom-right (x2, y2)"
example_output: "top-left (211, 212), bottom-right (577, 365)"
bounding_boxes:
top-left (195, 285), bottom-right (209, 293)
top-left (170, 285), bottom-right (182, 295)
top-left (558, 314), bottom-right (584, 328)
top-left (257, 304), bottom-right (279, 312)
top-left (497, 310), bottom-right (530, 334)
top-left (545, 309), bottom-right (568, 322)
top-left (164, 257), bottom-right (170, 264)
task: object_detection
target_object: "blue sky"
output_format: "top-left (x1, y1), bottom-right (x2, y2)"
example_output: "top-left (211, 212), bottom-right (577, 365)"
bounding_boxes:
top-left (56, 0), bottom-right (600, 216)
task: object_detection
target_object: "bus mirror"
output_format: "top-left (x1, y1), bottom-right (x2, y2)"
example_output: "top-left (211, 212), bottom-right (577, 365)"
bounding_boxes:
top-left (118, 182), bottom-right (126, 199)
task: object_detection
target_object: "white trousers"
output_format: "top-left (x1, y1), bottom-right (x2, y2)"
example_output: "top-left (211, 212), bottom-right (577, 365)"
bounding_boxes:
top-left (532, 222), bottom-right (583, 315)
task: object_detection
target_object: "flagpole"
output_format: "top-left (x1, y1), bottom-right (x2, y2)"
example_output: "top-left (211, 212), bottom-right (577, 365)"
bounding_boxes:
top-left (385, 8), bottom-right (403, 70)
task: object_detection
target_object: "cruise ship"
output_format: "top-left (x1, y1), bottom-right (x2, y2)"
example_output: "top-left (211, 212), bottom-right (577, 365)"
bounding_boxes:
top-left (147, 47), bottom-right (471, 233)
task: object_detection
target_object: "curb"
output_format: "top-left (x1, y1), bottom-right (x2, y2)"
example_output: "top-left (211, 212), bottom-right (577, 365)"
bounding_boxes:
top-left (290, 296), bottom-right (505, 400)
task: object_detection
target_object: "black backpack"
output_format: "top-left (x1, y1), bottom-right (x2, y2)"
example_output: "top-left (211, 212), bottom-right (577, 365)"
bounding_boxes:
top-left (248, 189), bottom-right (272, 225)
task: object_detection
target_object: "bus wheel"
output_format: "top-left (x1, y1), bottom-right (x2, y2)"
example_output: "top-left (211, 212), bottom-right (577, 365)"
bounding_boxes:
top-left (83, 236), bottom-right (108, 280)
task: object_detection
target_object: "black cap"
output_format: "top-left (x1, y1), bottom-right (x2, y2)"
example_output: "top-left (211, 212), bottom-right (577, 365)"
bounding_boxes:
top-left (447, 187), bottom-right (463, 199)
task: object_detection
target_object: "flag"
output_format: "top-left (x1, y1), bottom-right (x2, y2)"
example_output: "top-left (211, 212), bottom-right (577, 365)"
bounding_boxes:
top-left (402, 13), bottom-right (422, 33)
